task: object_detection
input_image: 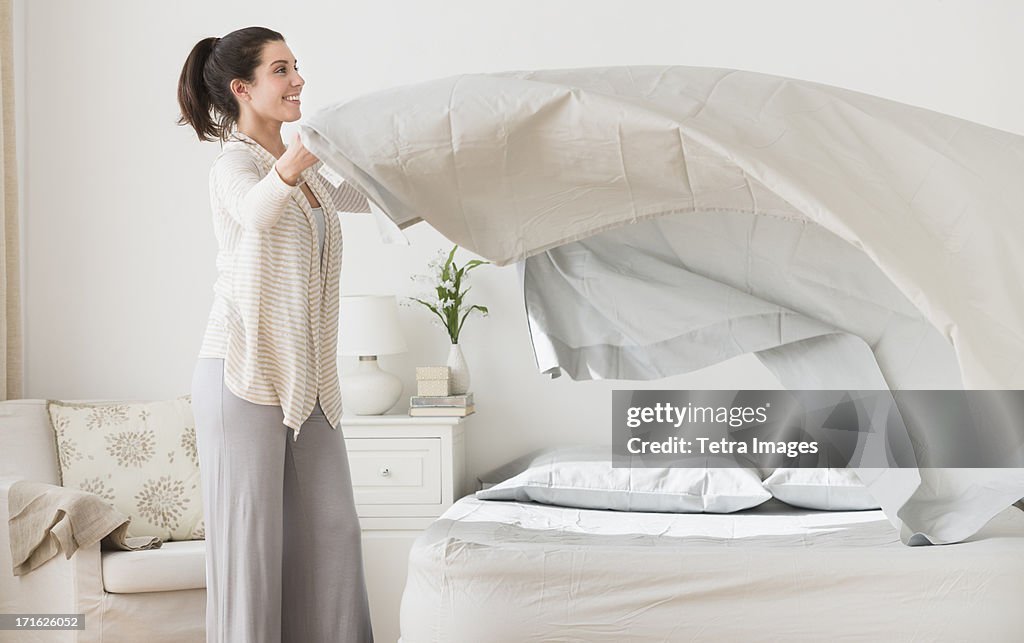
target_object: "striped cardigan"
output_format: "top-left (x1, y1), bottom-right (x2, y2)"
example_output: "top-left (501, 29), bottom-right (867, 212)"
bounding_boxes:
top-left (198, 131), bottom-right (371, 439)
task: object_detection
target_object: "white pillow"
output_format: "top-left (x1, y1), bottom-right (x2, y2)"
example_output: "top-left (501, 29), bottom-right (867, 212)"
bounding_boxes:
top-left (48, 397), bottom-right (204, 541)
top-left (762, 468), bottom-right (880, 511)
top-left (475, 445), bottom-right (770, 513)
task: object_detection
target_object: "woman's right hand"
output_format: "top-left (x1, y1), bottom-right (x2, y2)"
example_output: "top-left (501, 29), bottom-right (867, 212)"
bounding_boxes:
top-left (274, 131), bottom-right (319, 186)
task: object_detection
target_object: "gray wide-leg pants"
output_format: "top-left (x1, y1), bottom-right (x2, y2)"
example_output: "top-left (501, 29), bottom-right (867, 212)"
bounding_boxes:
top-left (191, 358), bottom-right (373, 643)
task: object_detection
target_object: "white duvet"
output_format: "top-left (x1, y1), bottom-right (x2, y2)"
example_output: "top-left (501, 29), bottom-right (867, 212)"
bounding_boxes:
top-left (299, 66), bottom-right (1024, 544)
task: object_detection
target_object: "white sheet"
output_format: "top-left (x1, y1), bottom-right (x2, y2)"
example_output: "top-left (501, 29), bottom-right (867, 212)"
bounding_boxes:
top-left (519, 210), bottom-right (961, 387)
top-left (399, 497), bottom-right (1024, 642)
top-left (300, 66), bottom-right (1024, 545)
top-left (300, 65), bottom-right (1024, 389)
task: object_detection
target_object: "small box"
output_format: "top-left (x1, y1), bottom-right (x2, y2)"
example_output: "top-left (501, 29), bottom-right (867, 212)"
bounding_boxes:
top-left (416, 366), bottom-right (451, 397)
top-left (416, 366), bottom-right (450, 380)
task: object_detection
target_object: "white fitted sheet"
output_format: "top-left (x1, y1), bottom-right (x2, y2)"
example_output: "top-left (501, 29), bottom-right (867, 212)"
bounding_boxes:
top-left (399, 497), bottom-right (1024, 642)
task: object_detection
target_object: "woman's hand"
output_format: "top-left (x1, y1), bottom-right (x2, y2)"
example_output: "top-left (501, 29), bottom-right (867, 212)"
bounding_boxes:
top-left (274, 131), bottom-right (319, 186)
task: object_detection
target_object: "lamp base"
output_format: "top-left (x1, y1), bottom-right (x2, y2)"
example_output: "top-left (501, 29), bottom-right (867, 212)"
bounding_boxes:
top-left (343, 356), bottom-right (403, 415)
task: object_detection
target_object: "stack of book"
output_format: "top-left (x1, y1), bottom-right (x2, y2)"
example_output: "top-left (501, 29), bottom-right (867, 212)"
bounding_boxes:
top-left (408, 392), bottom-right (475, 417)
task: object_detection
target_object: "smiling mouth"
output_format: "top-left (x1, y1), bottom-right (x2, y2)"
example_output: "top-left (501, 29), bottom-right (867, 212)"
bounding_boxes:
top-left (284, 95), bottom-right (301, 105)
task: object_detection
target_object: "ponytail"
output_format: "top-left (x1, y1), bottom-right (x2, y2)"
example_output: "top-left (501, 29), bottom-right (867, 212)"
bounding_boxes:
top-left (176, 37), bottom-right (219, 142)
top-left (176, 27), bottom-right (285, 142)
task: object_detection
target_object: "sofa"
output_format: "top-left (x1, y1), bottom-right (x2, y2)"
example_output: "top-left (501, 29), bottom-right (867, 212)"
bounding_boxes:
top-left (0, 399), bottom-right (206, 643)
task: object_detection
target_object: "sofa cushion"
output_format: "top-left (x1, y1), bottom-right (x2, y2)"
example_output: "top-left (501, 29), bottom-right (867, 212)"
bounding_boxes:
top-left (102, 539), bottom-right (206, 593)
top-left (48, 397), bottom-right (204, 541)
top-left (0, 400), bottom-right (62, 485)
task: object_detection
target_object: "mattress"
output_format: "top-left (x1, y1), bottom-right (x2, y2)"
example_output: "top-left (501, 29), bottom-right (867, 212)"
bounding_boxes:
top-left (399, 497), bottom-right (1024, 642)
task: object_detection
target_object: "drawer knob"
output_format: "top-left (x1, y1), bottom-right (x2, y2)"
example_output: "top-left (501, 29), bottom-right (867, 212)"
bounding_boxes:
top-left (378, 467), bottom-right (391, 478)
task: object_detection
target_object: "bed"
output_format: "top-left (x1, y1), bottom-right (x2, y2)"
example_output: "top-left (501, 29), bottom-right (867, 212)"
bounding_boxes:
top-left (398, 496), bottom-right (1024, 642)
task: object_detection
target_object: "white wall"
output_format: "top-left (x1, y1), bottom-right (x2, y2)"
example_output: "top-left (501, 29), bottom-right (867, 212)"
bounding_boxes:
top-left (17, 0), bottom-right (1024, 482)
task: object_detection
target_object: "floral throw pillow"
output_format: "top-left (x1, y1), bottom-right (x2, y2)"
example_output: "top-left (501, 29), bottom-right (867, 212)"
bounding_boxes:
top-left (48, 396), bottom-right (205, 541)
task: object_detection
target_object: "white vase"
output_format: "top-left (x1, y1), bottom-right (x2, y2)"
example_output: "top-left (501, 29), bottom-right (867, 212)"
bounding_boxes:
top-left (447, 343), bottom-right (471, 395)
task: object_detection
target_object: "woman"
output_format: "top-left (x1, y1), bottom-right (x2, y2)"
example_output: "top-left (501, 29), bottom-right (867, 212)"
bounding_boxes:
top-left (177, 26), bottom-right (374, 643)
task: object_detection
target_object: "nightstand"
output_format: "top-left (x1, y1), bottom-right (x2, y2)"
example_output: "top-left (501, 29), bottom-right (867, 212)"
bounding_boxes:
top-left (341, 413), bottom-right (470, 643)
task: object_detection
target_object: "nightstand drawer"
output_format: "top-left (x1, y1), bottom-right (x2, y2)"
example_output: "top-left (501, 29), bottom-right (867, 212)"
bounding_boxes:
top-left (345, 437), bottom-right (442, 505)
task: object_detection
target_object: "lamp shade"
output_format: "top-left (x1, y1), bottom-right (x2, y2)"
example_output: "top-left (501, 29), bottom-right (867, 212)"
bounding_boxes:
top-left (339, 295), bottom-right (408, 356)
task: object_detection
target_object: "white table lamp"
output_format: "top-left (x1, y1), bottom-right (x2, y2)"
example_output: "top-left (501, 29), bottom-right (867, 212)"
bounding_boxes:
top-left (340, 295), bottom-right (408, 415)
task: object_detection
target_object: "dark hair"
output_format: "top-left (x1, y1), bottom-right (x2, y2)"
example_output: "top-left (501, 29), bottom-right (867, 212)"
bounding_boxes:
top-left (177, 26), bottom-right (285, 142)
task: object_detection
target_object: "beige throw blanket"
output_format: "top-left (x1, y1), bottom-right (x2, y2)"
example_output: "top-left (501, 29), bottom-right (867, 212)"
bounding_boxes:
top-left (8, 480), bottom-right (162, 577)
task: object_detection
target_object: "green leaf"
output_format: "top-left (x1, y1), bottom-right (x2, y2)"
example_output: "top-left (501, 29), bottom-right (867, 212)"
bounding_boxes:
top-left (455, 304), bottom-right (489, 339)
top-left (411, 297), bottom-right (449, 330)
top-left (442, 245), bottom-right (458, 281)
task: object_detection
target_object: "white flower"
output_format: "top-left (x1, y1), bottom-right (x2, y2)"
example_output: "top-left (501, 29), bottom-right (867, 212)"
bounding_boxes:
top-left (426, 250), bottom-right (447, 272)
top-left (409, 245), bottom-right (488, 341)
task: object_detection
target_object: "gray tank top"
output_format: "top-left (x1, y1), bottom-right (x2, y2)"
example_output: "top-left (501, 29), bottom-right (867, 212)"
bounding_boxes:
top-left (311, 207), bottom-right (325, 261)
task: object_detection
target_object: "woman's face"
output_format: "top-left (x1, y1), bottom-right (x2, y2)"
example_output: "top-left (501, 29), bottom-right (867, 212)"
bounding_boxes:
top-left (234, 40), bottom-right (305, 124)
